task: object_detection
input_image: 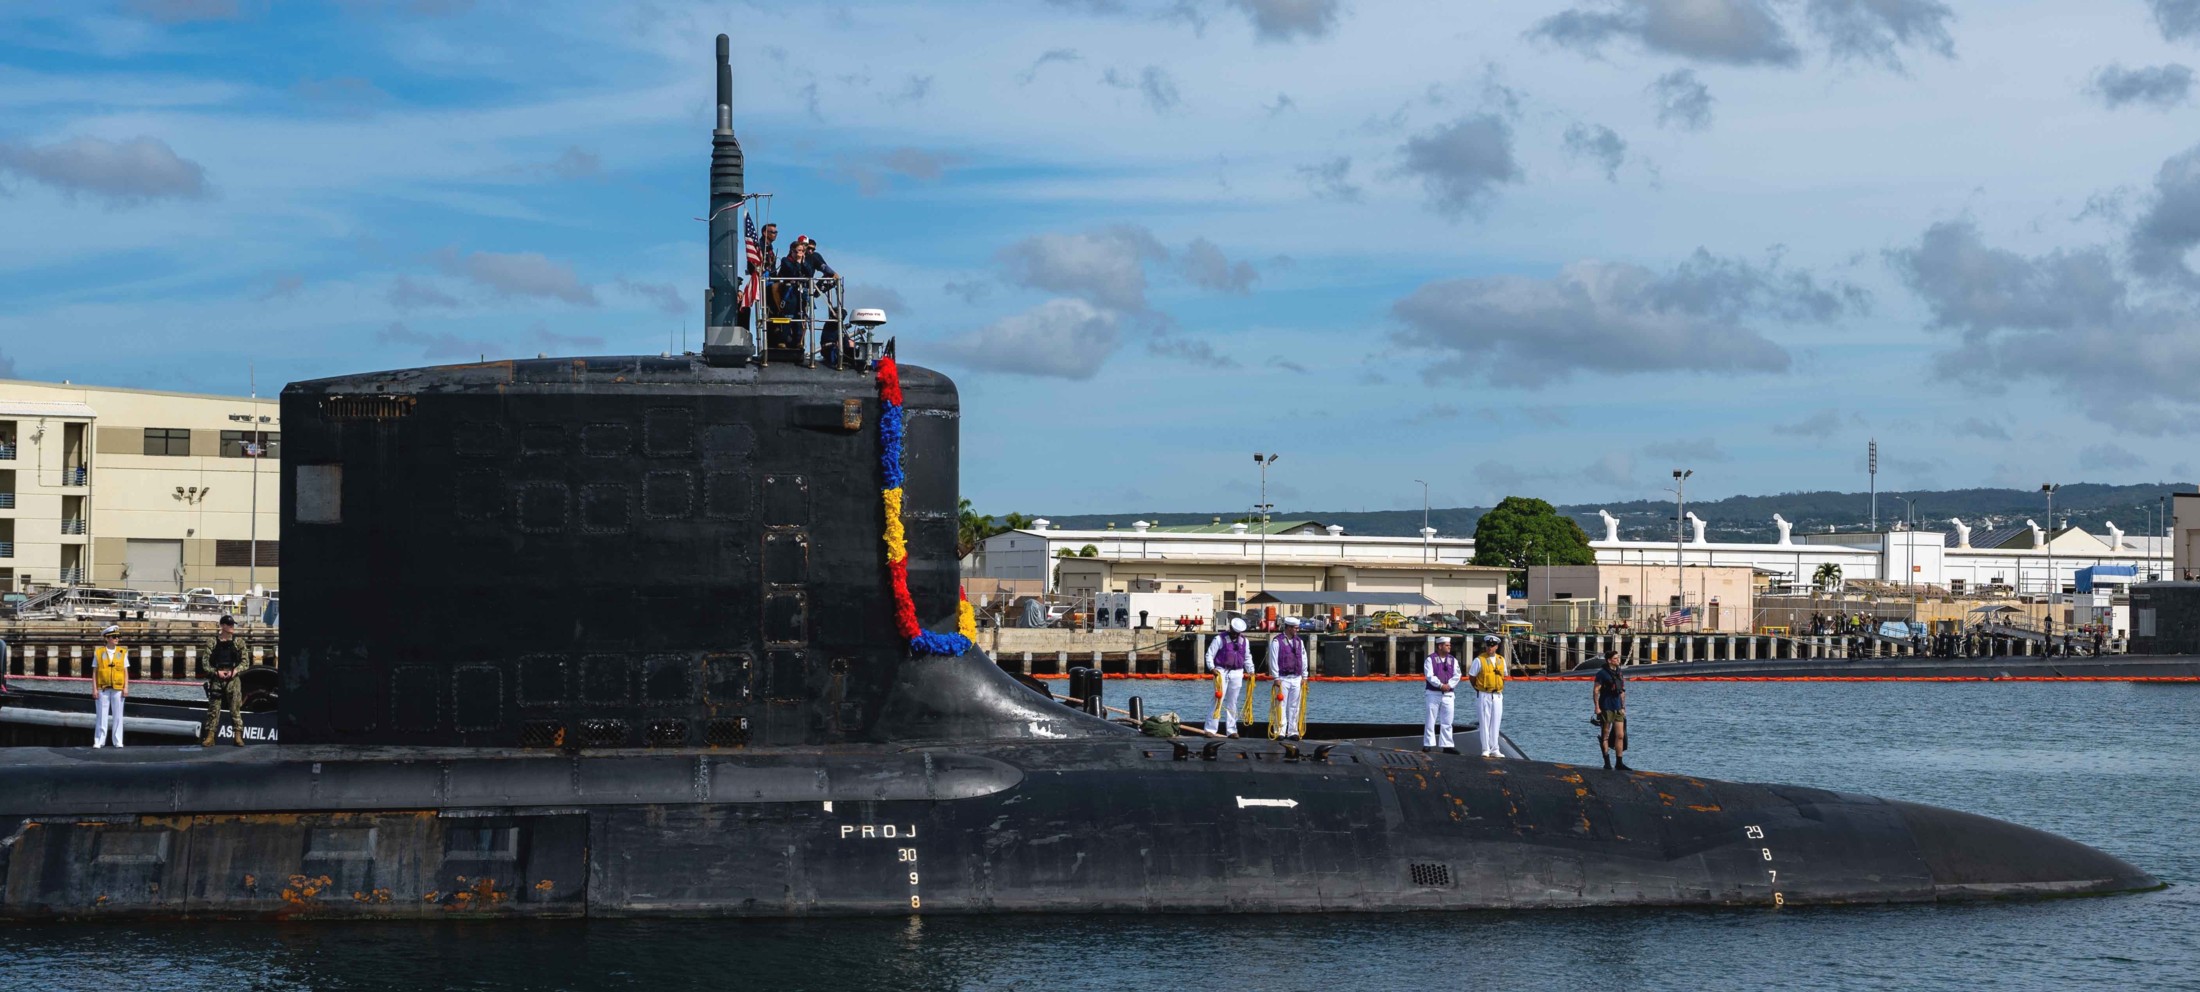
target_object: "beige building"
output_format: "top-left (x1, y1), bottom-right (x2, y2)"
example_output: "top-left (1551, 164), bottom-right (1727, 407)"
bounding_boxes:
top-left (1054, 554), bottom-right (1511, 618)
top-left (1528, 563), bottom-right (1757, 633)
top-left (1, 379), bottom-right (279, 594)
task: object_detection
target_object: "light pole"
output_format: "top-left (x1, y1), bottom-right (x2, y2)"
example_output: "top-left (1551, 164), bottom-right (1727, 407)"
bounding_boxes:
top-left (1894, 495), bottom-right (1918, 623)
top-left (2042, 483), bottom-right (2059, 628)
top-left (1669, 469), bottom-right (1692, 614)
top-left (1868, 439), bottom-right (1878, 532)
top-left (1414, 479), bottom-right (1430, 563)
top-left (1253, 452), bottom-right (1278, 594)
top-left (230, 411), bottom-right (273, 597)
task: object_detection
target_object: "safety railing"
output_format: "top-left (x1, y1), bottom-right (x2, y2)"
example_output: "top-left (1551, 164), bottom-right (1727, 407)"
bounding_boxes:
top-left (0, 493), bottom-right (13, 509)
top-left (64, 465), bottom-right (87, 486)
top-left (56, 567), bottom-right (85, 583)
top-left (0, 542), bottom-right (14, 558)
top-left (0, 443), bottom-right (14, 460)
top-left (59, 518), bottom-right (87, 535)
top-left (753, 274), bottom-right (882, 370)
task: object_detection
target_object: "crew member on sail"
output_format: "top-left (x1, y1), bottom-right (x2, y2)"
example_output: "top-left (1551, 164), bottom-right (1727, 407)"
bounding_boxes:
top-left (1422, 635), bottom-right (1461, 754)
top-left (1205, 617), bottom-right (1252, 738)
top-left (1267, 616), bottom-right (1310, 740)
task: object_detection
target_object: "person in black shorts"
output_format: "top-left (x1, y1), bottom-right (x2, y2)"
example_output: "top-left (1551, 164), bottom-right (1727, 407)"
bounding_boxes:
top-left (1593, 649), bottom-right (1628, 771)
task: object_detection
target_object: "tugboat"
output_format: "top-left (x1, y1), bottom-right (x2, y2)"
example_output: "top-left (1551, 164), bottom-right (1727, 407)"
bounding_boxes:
top-left (0, 36), bottom-right (2159, 919)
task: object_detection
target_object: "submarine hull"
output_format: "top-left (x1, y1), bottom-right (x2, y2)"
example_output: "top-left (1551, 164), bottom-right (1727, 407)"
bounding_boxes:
top-left (0, 719), bottom-right (2157, 919)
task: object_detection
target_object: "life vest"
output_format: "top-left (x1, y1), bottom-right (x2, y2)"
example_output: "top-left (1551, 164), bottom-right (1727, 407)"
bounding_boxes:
top-left (1470, 652), bottom-right (1506, 693)
top-left (1426, 655), bottom-right (1457, 689)
top-left (1275, 635), bottom-right (1305, 677)
top-left (1213, 633), bottom-right (1248, 670)
top-left (94, 645), bottom-right (130, 691)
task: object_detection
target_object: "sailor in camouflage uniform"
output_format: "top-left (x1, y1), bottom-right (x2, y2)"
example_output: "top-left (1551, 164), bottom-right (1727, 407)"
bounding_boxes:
top-left (199, 615), bottom-right (247, 746)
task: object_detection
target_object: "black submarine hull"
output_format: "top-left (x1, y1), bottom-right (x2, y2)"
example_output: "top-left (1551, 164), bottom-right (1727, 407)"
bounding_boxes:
top-left (0, 704), bottom-right (2155, 918)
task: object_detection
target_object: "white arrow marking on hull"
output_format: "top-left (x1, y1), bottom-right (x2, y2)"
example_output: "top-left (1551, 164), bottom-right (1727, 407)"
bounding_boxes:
top-left (1236, 796), bottom-right (1299, 809)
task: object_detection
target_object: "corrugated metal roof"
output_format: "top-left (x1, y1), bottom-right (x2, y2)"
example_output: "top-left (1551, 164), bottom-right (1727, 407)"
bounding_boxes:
top-left (1146, 520), bottom-right (1328, 535)
top-left (1246, 591), bottom-right (1439, 607)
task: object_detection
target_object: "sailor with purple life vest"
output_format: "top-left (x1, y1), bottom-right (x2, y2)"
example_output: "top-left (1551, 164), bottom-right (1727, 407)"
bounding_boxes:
top-left (1422, 636), bottom-right (1462, 754)
top-left (1266, 616), bottom-right (1310, 740)
top-left (1205, 617), bottom-right (1253, 737)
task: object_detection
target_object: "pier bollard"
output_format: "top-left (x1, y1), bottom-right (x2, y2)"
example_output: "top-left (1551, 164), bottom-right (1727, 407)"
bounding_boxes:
top-left (1195, 634), bottom-right (1207, 676)
top-left (1056, 650), bottom-right (1068, 675)
top-left (1386, 635), bottom-right (1398, 676)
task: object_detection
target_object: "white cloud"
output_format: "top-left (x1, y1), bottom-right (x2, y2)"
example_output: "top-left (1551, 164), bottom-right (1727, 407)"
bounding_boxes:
top-left (936, 298), bottom-right (1122, 379)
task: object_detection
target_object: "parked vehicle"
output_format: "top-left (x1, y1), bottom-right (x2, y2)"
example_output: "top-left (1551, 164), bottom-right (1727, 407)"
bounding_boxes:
top-left (1371, 610), bottom-right (1410, 629)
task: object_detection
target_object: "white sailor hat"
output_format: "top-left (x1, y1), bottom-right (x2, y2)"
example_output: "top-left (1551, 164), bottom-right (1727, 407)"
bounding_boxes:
top-left (1434, 635), bottom-right (1450, 644)
top-left (102, 624), bottom-right (120, 636)
top-left (1228, 617), bottom-right (1247, 633)
top-left (1283, 616), bottom-right (1301, 627)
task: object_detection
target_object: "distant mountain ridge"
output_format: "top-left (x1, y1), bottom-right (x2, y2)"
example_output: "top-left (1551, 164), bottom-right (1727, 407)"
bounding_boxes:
top-left (1034, 483), bottom-right (2197, 544)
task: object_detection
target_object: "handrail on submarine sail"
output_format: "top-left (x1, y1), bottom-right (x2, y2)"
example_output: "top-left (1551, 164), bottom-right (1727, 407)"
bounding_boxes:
top-left (753, 269), bottom-right (884, 370)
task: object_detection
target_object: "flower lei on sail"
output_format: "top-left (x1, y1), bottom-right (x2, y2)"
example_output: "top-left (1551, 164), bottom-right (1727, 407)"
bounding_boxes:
top-left (876, 354), bottom-right (978, 656)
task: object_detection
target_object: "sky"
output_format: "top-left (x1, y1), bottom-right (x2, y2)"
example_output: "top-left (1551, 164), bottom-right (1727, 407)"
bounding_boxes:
top-left (4, 0), bottom-right (2199, 519)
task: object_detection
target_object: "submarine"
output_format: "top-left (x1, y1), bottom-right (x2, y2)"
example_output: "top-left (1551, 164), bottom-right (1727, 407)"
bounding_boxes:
top-left (0, 36), bottom-right (2160, 919)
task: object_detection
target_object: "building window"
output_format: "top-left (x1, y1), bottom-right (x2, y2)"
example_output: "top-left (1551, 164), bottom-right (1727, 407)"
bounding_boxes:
top-left (214, 540), bottom-right (281, 567)
top-left (1616, 595), bottom-right (1633, 618)
top-left (143, 428), bottom-right (191, 456)
top-left (221, 430), bottom-right (280, 458)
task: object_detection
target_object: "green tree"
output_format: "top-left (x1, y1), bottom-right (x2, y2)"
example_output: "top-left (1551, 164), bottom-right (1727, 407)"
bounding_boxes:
top-left (958, 503), bottom-right (1037, 559)
top-left (1078, 544), bottom-right (1100, 557)
top-left (1472, 496), bottom-right (1596, 590)
top-left (1813, 562), bottom-right (1842, 594)
top-left (956, 498), bottom-right (993, 559)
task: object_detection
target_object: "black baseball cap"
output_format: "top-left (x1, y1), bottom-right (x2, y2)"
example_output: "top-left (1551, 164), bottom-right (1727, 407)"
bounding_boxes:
top-left (218, 615), bottom-right (235, 627)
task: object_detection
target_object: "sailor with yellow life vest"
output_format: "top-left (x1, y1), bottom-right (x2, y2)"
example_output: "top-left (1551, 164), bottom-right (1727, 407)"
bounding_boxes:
top-left (1467, 634), bottom-right (1507, 758)
top-left (92, 624), bottom-right (129, 748)
top-left (1266, 616), bottom-right (1310, 740)
top-left (1205, 617), bottom-right (1253, 738)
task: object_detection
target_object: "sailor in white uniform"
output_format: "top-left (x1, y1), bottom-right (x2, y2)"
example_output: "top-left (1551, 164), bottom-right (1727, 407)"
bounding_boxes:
top-left (1467, 635), bottom-right (1507, 758)
top-left (1205, 617), bottom-right (1253, 737)
top-left (1266, 616), bottom-right (1310, 740)
top-left (1422, 636), bottom-right (1461, 753)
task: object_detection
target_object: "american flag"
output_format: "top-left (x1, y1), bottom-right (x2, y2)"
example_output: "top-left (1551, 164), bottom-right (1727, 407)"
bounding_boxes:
top-left (1662, 606), bottom-right (1694, 628)
top-left (737, 208), bottom-right (763, 308)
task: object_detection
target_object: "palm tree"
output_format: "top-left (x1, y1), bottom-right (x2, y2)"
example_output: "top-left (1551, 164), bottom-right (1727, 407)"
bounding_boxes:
top-left (957, 498), bottom-right (992, 559)
top-left (1813, 562), bottom-right (1842, 595)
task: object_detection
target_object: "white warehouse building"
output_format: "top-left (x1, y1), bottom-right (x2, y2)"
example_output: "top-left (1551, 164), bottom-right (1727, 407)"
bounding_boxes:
top-left (967, 509), bottom-right (2180, 605)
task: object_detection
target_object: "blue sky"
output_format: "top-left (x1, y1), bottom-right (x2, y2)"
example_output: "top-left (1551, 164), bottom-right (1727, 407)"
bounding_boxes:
top-left (5, 0), bottom-right (2199, 519)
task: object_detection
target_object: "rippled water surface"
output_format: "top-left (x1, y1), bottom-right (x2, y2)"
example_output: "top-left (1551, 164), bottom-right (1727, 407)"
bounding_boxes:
top-left (2, 680), bottom-right (2194, 991)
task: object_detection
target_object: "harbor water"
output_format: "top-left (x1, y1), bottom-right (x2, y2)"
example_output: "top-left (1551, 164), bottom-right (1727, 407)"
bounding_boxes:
top-left (1, 679), bottom-right (2193, 991)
